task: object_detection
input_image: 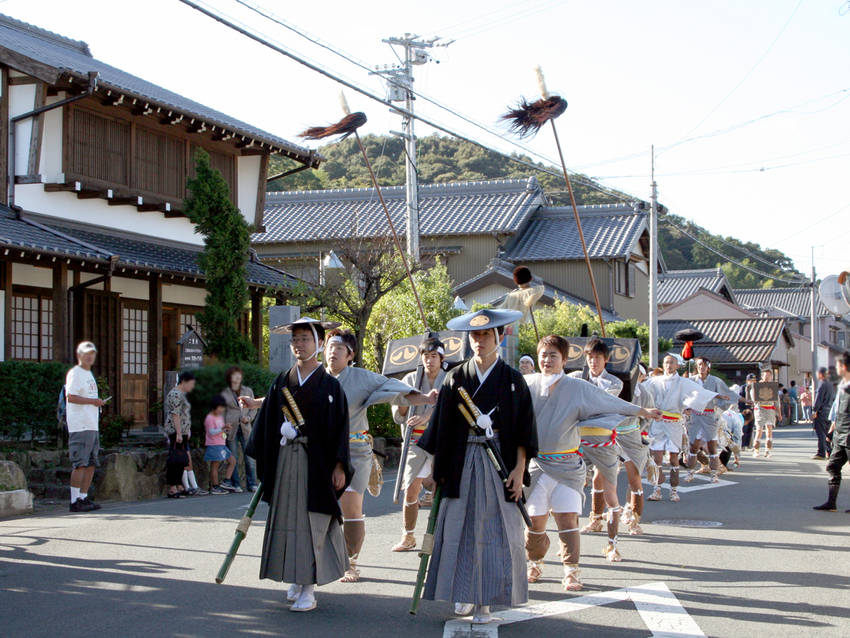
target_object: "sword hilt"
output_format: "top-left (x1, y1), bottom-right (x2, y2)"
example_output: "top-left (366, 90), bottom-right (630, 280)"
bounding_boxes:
top-left (458, 404), bottom-right (477, 428)
top-left (458, 387), bottom-right (481, 421)
top-left (282, 387), bottom-right (305, 426)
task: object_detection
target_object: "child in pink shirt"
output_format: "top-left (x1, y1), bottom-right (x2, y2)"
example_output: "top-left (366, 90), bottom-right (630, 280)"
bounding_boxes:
top-left (204, 395), bottom-right (239, 494)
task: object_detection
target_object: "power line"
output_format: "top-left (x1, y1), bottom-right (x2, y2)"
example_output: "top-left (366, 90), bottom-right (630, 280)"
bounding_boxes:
top-left (665, 0), bottom-right (804, 150)
top-left (662, 218), bottom-right (808, 285)
top-left (181, 0), bottom-right (628, 203)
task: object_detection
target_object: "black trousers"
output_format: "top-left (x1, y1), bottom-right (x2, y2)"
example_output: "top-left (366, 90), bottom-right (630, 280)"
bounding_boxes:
top-left (827, 444), bottom-right (849, 487)
top-left (166, 433), bottom-right (190, 486)
top-left (813, 417), bottom-right (832, 457)
top-left (742, 423), bottom-right (754, 448)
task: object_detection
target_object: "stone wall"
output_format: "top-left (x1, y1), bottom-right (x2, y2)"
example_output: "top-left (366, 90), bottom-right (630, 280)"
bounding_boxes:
top-left (0, 460), bottom-right (34, 517)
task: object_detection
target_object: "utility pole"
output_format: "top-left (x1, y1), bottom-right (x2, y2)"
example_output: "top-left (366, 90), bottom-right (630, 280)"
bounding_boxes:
top-left (375, 34), bottom-right (451, 263)
top-left (810, 246), bottom-right (818, 398)
top-left (648, 146), bottom-right (659, 369)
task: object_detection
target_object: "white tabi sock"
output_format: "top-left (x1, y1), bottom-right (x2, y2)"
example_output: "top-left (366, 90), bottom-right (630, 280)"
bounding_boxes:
top-left (70, 487), bottom-right (80, 503)
top-left (187, 471), bottom-right (199, 490)
top-left (182, 470), bottom-right (190, 490)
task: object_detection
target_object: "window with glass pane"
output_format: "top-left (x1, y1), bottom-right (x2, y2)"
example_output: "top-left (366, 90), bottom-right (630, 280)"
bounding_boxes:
top-left (122, 306), bottom-right (149, 374)
top-left (11, 295), bottom-right (53, 361)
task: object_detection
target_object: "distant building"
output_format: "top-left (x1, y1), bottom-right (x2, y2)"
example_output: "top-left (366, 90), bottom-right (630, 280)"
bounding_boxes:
top-left (657, 268), bottom-right (736, 310)
top-left (0, 14), bottom-right (316, 428)
top-left (254, 180), bottom-right (653, 323)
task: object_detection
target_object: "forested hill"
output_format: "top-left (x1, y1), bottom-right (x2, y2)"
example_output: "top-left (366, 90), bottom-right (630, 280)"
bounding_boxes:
top-left (268, 134), bottom-right (802, 288)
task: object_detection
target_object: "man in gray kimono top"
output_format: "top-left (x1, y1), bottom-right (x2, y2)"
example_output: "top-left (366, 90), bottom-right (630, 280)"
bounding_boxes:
top-left (418, 308), bottom-right (536, 625)
top-left (524, 336), bottom-right (659, 591)
top-left (325, 328), bottom-right (437, 583)
top-left (747, 368), bottom-right (780, 458)
top-left (391, 336), bottom-right (447, 552)
top-left (245, 318), bottom-right (351, 613)
top-left (567, 338), bottom-right (627, 562)
top-left (619, 365), bottom-right (655, 535)
top-left (645, 355), bottom-right (718, 503)
top-left (684, 357), bottom-right (734, 484)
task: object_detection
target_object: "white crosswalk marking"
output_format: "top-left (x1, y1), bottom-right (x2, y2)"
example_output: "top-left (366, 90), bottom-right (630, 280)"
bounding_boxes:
top-left (443, 582), bottom-right (705, 637)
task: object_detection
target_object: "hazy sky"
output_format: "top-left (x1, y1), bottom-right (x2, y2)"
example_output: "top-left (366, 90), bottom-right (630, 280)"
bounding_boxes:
top-left (3, 0), bottom-right (848, 279)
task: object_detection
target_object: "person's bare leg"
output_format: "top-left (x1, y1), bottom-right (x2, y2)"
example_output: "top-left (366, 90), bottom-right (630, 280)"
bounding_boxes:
top-left (624, 461), bottom-right (644, 534)
top-left (210, 461), bottom-right (220, 487)
top-left (669, 454), bottom-right (681, 502)
top-left (707, 439), bottom-right (721, 482)
top-left (394, 478), bottom-right (424, 551)
top-left (341, 490), bottom-right (365, 582)
top-left (752, 426), bottom-right (763, 456)
top-left (647, 450), bottom-right (664, 500)
top-left (765, 425), bottom-right (774, 458)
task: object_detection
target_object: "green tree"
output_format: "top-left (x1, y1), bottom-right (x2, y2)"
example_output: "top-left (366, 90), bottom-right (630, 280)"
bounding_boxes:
top-left (516, 299), bottom-right (671, 364)
top-left (185, 150), bottom-right (255, 362)
top-left (364, 258), bottom-right (460, 370)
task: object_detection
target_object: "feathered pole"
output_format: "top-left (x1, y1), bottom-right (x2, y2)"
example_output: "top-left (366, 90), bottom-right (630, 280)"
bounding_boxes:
top-left (502, 66), bottom-right (607, 336)
top-left (299, 93), bottom-right (429, 332)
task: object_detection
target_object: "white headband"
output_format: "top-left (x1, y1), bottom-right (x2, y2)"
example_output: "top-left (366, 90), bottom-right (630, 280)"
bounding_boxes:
top-left (328, 335), bottom-right (353, 352)
top-left (519, 355), bottom-right (534, 365)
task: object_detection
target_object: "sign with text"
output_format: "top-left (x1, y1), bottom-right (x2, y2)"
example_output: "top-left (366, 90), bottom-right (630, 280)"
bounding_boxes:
top-left (177, 328), bottom-right (206, 370)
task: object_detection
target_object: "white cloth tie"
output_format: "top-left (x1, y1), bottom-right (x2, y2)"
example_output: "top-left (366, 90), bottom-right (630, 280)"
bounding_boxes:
top-left (541, 372), bottom-right (564, 397)
top-left (476, 409), bottom-right (495, 439)
top-left (280, 420), bottom-right (298, 446)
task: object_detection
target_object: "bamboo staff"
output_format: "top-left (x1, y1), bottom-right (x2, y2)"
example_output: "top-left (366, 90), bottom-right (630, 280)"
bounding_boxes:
top-left (216, 483), bottom-right (264, 584)
top-left (299, 95), bottom-right (429, 333)
top-left (502, 67), bottom-right (607, 336)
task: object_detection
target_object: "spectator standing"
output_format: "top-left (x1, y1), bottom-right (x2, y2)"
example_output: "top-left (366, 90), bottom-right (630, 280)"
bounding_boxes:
top-left (813, 351), bottom-right (850, 511)
top-left (204, 395), bottom-right (240, 495)
top-left (518, 355), bottom-right (536, 375)
top-left (800, 385), bottom-right (813, 422)
top-left (740, 373), bottom-right (756, 449)
top-left (66, 341), bottom-right (105, 512)
top-left (812, 367), bottom-right (836, 460)
top-left (163, 372), bottom-right (205, 497)
top-left (789, 380), bottom-right (799, 423)
top-left (221, 367), bottom-right (258, 492)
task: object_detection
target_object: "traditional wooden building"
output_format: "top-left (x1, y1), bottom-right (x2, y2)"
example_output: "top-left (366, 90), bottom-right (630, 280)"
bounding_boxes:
top-left (254, 180), bottom-right (653, 323)
top-left (0, 14), bottom-right (318, 428)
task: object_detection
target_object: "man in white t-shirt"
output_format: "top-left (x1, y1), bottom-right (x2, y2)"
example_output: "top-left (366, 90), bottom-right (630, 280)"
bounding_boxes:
top-left (66, 341), bottom-right (105, 512)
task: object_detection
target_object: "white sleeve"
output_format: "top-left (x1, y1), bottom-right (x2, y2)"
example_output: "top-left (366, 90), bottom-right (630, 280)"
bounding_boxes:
top-left (66, 368), bottom-right (84, 396)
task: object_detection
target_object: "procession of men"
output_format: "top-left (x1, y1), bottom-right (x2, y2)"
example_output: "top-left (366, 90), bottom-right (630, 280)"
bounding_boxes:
top-left (227, 290), bottom-right (773, 625)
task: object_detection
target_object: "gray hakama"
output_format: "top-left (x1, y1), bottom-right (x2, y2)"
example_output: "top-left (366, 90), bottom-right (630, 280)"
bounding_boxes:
top-left (260, 437), bottom-right (348, 586)
top-left (334, 366), bottom-right (413, 495)
top-left (616, 428), bottom-right (649, 475)
top-left (424, 435), bottom-right (526, 607)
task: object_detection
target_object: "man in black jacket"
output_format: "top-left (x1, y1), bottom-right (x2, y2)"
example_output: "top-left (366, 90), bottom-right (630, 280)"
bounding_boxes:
top-left (812, 367), bottom-right (836, 460)
top-left (814, 352), bottom-right (850, 511)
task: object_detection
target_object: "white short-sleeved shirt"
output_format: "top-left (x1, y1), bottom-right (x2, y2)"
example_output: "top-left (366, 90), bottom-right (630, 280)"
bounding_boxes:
top-left (65, 365), bottom-right (99, 433)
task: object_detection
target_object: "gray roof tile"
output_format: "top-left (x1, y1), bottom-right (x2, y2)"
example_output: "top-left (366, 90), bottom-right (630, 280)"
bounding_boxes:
top-left (657, 268), bottom-right (734, 305)
top-left (254, 178), bottom-right (545, 243)
top-left (659, 317), bottom-right (790, 365)
top-left (1, 205), bottom-right (294, 288)
top-left (734, 287), bottom-right (830, 318)
top-left (503, 204), bottom-right (646, 262)
top-left (0, 13), bottom-right (315, 163)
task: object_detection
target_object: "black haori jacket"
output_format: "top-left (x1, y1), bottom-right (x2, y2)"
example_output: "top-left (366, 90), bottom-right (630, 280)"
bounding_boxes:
top-left (418, 358), bottom-right (538, 500)
top-left (246, 365), bottom-right (352, 521)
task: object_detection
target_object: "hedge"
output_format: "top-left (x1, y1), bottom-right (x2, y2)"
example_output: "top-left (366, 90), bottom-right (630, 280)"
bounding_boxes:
top-left (0, 360), bottom-right (69, 441)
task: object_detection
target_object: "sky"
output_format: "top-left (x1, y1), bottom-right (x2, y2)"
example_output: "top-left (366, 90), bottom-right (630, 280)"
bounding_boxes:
top-left (2, 0), bottom-right (848, 280)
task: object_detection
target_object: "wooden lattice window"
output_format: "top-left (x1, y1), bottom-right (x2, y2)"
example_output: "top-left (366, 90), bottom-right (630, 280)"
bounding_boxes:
top-left (189, 145), bottom-right (236, 203)
top-left (122, 305), bottom-right (149, 374)
top-left (11, 294), bottom-right (53, 361)
top-left (69, 108), bottom-right (130, 185)
top-left (179, 312), bottom-right (200, 337)
top-left (133, 127), bottom-right (186, 199)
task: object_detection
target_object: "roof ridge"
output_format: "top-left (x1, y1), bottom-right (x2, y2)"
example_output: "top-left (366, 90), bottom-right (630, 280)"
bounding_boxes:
top-left (266, 177), bottom-right (539, 202)
top-left (0, 13), bottom-right (91, 57)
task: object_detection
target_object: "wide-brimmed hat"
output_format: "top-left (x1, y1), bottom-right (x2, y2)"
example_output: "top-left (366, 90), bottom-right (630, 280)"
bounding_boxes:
top-left (270, 317), bottom-right (341, 335)
top-left (446, 308), bottom-right (523, 332)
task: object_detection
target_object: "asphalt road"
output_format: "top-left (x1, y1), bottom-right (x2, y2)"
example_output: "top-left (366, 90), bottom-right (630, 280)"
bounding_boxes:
top-left (1, 424), bottom-right (848, 638)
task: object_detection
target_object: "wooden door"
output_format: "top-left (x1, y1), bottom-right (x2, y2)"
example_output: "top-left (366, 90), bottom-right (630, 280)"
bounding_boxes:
top-left (76, 289), bottom-right (122, 414)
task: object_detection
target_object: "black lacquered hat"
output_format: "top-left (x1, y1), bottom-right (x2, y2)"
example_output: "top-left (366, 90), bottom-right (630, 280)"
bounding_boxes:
top-left (446, 308), bottom-right (523, 332)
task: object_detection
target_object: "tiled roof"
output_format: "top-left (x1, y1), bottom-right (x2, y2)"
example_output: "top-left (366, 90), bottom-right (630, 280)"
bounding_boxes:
top-left (1, 206), bottom-right (296, 288)
top-left (734, 287), bottom-right (831, 318)
top-left (454, 258), bottom-right (621, 323)
top-left (254, 178), bottom-right (544, 243)
top-left (657, 268), bottom-right (734, 305)
top-left (0, 13), bottom-right (316, 164)
top-left (0, 206), bottom-right (109, 262)
top-left (502, 204), bottom-right (646, 262)
top-left (659, 317), bottom-right (790, 365)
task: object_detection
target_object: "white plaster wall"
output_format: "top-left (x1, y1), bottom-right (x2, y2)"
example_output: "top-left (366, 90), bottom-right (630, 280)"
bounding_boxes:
top-left (9, 83), bottom-right (36, 175)
top-left (11, 263), bottom-right (52, 287)
top-left (162, 283), bottom-right (206, 306)
top-left (15, 184), bottom-right (203, 245)
top-left (465, 283), bottom-right (510, 308)
top-left (111, 276), bottom-right (150, 300)
top-left (39, 97), bottom-right (64, 180)
top-left (237, 155), bottom-right (261, 225)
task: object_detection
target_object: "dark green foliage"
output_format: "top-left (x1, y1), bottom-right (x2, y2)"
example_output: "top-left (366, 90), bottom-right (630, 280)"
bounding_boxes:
top-left (185, 150), bottom-right (255, 362)
top-left (367, 403), bottom-right (399, 441)
top-left (659, 213), bottom-right (804, 288)
top-left (0, 361), bottom-right (68, 441)
top-left (183, 362), bottom-right (278, 439)
top-left (100, 415), bottom-right (133, 448)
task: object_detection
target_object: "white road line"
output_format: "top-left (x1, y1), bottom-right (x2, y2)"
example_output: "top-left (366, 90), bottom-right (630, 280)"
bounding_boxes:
top-left (442, 582), bottom-right (705, 638)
